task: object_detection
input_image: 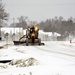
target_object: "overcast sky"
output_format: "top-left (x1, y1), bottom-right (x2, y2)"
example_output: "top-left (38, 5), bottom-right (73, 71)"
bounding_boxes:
top-left (2, 0), bottom-right (75, 24)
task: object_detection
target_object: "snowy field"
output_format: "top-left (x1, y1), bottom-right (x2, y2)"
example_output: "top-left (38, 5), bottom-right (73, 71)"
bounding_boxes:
top-left (0, 41), bottom-right (75, 75)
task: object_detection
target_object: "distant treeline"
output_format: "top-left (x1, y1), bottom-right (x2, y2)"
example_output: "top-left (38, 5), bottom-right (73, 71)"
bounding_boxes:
top-left (10, 16), bottom-right (75, 36)
top-left (38, 16), bottom-right (75, 36)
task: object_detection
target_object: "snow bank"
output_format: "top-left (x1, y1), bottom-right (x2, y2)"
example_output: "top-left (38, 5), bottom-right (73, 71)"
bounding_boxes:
top-left (9, 57), bottom-right (39, 67)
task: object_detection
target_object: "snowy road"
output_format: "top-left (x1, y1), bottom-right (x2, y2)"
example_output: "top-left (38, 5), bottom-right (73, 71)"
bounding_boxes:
top-left (0, 41), bottom-right (75, 75)
top-left (35, 41), bottom-right (75, 61)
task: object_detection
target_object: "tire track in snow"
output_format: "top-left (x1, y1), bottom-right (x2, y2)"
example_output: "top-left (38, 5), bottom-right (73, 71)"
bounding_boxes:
top-left (35, 46), bottom-right (75, 57)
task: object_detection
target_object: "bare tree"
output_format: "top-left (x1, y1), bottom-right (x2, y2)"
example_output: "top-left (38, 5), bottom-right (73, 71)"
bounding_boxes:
top-left (16, 16), bottom-right (27, 29)
top-left (0, 0), bottom-right (9, 40)
top-left (0, 0), bottom-right (9, 22)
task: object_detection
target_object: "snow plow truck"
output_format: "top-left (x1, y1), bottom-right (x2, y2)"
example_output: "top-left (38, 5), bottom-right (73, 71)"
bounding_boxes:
top-left (13, 25), bottom-right (44, 46)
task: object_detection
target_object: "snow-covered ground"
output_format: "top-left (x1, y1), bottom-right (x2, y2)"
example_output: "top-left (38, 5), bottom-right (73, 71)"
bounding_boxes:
top-left (0, 41), bottom-right (75, 75)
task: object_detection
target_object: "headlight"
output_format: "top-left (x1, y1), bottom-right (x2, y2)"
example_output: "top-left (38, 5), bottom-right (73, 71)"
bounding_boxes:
top-left (32, 33), bottom-right (35, 36)
top-left (35, 26), bottom-right (38, 31)
top-left (28, 28), bottom-right (30, 30)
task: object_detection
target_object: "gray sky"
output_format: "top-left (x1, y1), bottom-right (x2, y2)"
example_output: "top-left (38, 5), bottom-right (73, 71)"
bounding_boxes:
top-left (2, 0), bottom-right (75, 24)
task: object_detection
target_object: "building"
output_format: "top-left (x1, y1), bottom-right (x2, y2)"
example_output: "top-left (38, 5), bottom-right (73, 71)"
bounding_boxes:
top-left (1, 27), bottom-right (23, 41)
top-left (39, 30), bottom-right (61, 41)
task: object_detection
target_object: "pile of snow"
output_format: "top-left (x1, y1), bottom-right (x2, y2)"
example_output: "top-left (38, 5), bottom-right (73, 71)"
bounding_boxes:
top-left (9, 57), bottom-right (39, 67)
top-left (0, 41), bottom-right (13, 49)
top-left (0, 41), bottom-right (6, 48)
top-left (0, 57), bottom-right (39, 69)
top-left (0, 63), bottom-right (8, 69)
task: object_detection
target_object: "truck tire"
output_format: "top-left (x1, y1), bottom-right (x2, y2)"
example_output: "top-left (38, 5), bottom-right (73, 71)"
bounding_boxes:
top-left (26, 38), bottom-right (29, 46)
top-left (38, 38), bottom-right (41, 45)
top-left (0, 37), bottom-right (2, 40)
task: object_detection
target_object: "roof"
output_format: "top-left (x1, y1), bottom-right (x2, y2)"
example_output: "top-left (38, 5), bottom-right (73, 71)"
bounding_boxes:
top-left (39, 30), bottom-right (61, 36)
top-left (1, 27), bottom-right (23, 34)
